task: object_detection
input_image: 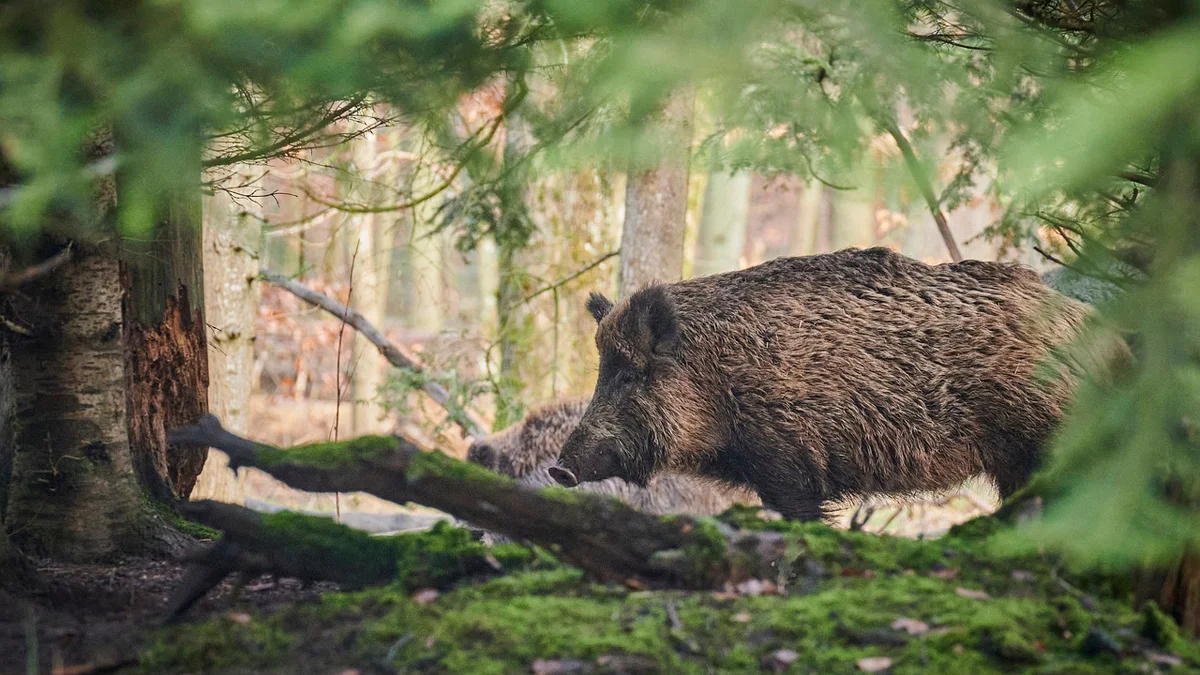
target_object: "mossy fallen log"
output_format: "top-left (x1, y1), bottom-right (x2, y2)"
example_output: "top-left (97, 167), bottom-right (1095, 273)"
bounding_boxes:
top-left (168, 415), bottom-right (786, 593)
top-left (163, 502), bottom-right (535, 620)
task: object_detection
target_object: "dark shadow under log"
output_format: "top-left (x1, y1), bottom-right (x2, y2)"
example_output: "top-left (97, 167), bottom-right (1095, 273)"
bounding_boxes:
top-left (168, 415), bottom-right (785, 592)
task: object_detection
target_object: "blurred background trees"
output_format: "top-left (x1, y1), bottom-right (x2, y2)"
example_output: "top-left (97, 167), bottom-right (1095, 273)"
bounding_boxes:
top-left (0, 0), bottom-right (1198, 632)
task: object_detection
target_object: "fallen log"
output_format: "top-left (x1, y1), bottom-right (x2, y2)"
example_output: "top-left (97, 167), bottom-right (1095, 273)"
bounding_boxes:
top-left (163, 500), bottom-right (515, 621)
top-left (168, 415), bottom-right (785, 591)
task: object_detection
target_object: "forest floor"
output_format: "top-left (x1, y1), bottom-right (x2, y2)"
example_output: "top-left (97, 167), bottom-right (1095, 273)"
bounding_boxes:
top-left (3, 510), bottom-right (1198, 675)
top-left (0, 552), bottom-right (337, 675)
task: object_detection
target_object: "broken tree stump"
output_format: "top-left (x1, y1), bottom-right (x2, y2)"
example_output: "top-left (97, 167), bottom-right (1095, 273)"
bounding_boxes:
top-left (168, 415), bottom-right (785, 591)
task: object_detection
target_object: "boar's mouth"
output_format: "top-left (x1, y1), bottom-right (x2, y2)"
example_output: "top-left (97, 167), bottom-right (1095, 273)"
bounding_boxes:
top-left (547, 465), bottom-right (578, 487)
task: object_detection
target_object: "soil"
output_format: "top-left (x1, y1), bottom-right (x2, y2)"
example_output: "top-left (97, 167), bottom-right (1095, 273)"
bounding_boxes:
top-left (0, 554), bottom-right (339, 675)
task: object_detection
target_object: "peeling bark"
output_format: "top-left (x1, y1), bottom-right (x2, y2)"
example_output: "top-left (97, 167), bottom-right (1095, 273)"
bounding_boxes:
top-left (124, 289), bottom-right (209, 501)
top-left (122, 190), bottom-right (209, 502)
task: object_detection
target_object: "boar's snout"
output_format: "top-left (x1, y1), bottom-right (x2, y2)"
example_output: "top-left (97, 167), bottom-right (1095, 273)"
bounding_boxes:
top-left (547, 465), bottom-right (578, 487)
top-left (555, 436), bottom-right (621, 486)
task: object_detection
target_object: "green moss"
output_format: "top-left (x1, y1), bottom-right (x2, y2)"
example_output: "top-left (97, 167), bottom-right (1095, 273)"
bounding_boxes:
top-left (138, 615), bottom-right (292, 673)
top-left (405, 447), bottom-right (516, 484)
top-left (139, 515), bottom-right (1200, 675)
top-left (139, 492), bottom-right (221, 540)
top-left (255, 435), bottom-right (400, 470)
top-left (1141, 600), bottom-right (1186, 652)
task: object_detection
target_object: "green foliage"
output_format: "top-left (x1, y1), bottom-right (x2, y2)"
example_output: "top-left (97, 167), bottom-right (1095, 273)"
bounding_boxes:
top-left (379, 365), bottom-right (494, 434)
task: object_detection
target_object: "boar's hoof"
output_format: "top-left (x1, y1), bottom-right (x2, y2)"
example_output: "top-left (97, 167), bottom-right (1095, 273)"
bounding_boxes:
top-left (548, 465), bottom-right (579, 487)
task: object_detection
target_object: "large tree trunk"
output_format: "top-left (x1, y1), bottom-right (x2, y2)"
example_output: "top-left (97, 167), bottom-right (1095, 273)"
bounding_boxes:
top-left (6, 137), bottom-right (207, 560)
top-left (191, 167), bottom-right (263, 503)
top-left (788, 181), bottom-right (825, 257)
top-left (0, 248), bottom-right (30, 585)
top-left (693, 169), bottom-right (751, 277)
top-left (618, 90), bottom-right (696, 299)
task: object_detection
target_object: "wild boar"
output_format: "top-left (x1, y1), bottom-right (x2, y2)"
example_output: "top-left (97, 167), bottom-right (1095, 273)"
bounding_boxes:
top-left (467, 399), bottom-right (759, 516)
top-left (550, 247), bottom-right (1109, 521)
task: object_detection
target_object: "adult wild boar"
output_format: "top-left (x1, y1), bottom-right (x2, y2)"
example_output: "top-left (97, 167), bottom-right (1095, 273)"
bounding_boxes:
top-left (549, 247), bottom-right (1108, 521)
top-left (467, 399), bottom-right (759, 516)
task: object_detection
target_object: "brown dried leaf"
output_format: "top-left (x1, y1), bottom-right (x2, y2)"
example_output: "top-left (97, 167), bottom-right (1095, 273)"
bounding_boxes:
top-left (890, 617), bottom-right (929, 636)
top-left (761, 649), bottom-right (799, 673)
top-left (411, 589), bottom-right (439, 605)
top-left (929, 568), bottom-right (959, 580)
top-left (955, 587), bottom-right (990, 600)
top-left (857, 656), bottom-right (893, 672)
top-left (531, 659), bottom-right (589, 675)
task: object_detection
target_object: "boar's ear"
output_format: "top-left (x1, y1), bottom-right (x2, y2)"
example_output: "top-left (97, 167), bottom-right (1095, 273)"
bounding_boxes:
top-left (586, 292), bottom-right (614, 324)
top-left (627, 286), bottom-right (679, 357)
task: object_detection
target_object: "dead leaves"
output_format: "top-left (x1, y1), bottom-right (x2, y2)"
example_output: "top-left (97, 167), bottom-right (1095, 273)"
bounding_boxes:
top-left (856, 656), bottom-right (893, 672)
top-left (889, 617), bottom-right (929, 636)
top-left (955, 586), bottom-right (990, 600)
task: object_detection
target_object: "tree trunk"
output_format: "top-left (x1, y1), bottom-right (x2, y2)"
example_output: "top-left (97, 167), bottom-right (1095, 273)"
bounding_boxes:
top-left (192, 168), bottom-right (263, 503)
top-left (1138, 554), bottom-right (1200, 637)
top-left (405, 161), bottom-right (443, 334)
top-left (122, 193), bottom-right (209, 504)
top-left (350, 130), bottom-right (394, 436)
top-left (6, 141), bottom-right (207, 560)
top-left (693, 169), bottom-right (751, 277)
top-left (8, 248), bottom-right (146, 560)
top-left (618, 89), bottom-right (696, 299)
top-left (788, 181), bottom-right (824, 257)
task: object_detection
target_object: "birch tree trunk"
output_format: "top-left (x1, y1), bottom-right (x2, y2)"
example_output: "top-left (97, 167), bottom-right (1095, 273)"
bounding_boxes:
top-left (693, 169), bottom-right (751, 277)
top-left (192, 167), bottom-right (263, 503)
top-left (6, 132), bottom-right (207, 560)
top-left (618, 90), bottom-right (696, 299)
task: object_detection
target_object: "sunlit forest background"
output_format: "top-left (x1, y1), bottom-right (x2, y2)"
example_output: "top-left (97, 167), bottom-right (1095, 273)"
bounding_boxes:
top-left (201, 99), bottom-right (1049, 535)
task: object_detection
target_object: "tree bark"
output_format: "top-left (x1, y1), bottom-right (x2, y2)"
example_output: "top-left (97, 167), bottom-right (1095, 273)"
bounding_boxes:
top-left (788, 181), bottom-right (825, 257)
top-left (192, 167), bottom-right (263, 503)
top-left (8, 248), bottom-right (145, 560)
top-left (618, 89), bottom-right (696, 299)
top-left (693, 169), bottom-right (751, 277)
top-left (122, 190), bottom-right (209, 503)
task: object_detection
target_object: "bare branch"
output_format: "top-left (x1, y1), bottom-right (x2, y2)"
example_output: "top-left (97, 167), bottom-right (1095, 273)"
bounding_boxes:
top-left (881, 120), bottom-right (964, 262)
top-left (522, 250), bottom-right (619, 305)
top-left (260, 269), bottom-right (489, 439)
top-left (0, 244), bottom-right (73, 293)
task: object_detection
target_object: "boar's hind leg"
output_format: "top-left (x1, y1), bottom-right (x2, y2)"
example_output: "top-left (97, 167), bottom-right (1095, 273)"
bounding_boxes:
top-left (757, 487), bottom-right (828, 523)
top-left (984, 443), bottom-right (1042, 500)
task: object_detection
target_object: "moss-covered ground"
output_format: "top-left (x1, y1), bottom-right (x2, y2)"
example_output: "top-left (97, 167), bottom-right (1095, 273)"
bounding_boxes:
top-left (137, 508), bottom-right (1200, 674)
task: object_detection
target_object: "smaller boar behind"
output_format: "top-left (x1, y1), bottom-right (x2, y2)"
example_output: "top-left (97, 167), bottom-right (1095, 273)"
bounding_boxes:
top-left (467, 399), bottom-right (759, 517)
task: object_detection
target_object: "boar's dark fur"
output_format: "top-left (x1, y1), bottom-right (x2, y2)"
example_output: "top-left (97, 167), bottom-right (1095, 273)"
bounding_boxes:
top-left (553, 247), bottom-right (1116, 522)
top-left (467, 399), bottom-right (759, 516)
